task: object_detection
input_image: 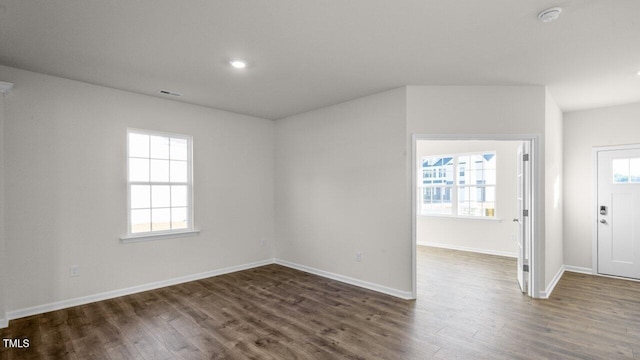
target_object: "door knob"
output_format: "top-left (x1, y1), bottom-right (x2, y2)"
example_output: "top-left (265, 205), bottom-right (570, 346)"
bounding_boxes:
top-left (513, 218), bottom-right (519, 222)
top-left (600, 219), bottom-right (607, 224)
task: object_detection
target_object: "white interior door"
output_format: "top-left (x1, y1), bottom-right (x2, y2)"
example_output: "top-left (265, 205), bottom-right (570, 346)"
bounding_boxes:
top-left (597, 148), bottom-right (640, 279)
top-left (515, 142), bottom-right (530, 293)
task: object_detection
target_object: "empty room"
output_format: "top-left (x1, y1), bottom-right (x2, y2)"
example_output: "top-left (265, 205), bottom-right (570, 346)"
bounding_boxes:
top-left (2, 1), bottom-right (640, 359)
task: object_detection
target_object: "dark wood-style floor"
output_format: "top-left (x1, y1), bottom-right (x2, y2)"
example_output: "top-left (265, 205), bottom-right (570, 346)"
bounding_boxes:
top-left (2, 246), bottom-right (640, 359)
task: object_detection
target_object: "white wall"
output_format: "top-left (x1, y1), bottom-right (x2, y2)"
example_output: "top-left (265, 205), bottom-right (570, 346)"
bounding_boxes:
top-left (416, 140), bottom-right (520, 257)
top-left (275, 88), bottom-right (411, 296)
top-left (0, 90), bottom-right (7, 326)
top-left (406, 86), bottom-right (549, 294)
top-left (544, 91), bottom-right (564, 289)
top-left (0, 65), bottom-right (275, 314)
top-left (564, 102), bottom-right (640, 269)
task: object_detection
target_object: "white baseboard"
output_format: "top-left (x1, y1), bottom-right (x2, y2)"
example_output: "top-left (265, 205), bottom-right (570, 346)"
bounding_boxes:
top-left (4, 256), bottom-right (416, 326)
top-left (540, 265), bottom-right (565, 299)
top-left (563, 265), bottom-right (593, 274)
top-left (419, 241), bottom-right (517, 258)
top-left (275, 259), bottom-right (414, 300)
top-left (6, 258), bottom-right (276, 323)
top-left (540, 265), bottom-right (595, 299)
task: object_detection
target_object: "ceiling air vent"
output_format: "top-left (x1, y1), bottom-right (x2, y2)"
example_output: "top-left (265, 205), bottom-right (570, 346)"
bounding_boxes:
top-left (159, 90), bottom-right (182, 97)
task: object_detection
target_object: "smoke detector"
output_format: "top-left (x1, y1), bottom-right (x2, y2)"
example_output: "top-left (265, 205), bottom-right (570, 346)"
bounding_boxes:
top-left (538, 7), bottom-right (562, 22)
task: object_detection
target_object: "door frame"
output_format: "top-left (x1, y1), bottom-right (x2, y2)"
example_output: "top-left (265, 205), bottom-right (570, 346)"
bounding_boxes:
top-left (411, 133), bottom-right (540, 298)
top-left (591, 143), bottom-right (640, 275)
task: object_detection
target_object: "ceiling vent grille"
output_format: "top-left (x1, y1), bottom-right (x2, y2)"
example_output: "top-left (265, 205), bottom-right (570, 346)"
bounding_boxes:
top-left (159, 90), bottom-right (182, 97)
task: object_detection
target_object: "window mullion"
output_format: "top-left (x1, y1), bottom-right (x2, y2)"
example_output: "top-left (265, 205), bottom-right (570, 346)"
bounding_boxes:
top-left (452, 156), bottom-right (458, 215)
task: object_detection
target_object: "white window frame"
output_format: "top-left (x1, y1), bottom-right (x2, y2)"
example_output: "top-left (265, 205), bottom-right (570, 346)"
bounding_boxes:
top-left (418, 151), bottom-right (498, 219)
top-left (121, 129), bottom-right (198, 242)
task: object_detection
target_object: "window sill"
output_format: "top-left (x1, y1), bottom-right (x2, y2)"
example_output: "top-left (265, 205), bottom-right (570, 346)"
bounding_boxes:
top-left (120, 229), bottom-right (200, 243)
top-left (418, 214), bottom-right (503, 222)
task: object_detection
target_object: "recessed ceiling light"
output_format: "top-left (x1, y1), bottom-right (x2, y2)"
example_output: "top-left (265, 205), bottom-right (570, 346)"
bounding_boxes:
top-left (538, 7), bottom-right (562, 23)
top-left (230, 59), bottom-right (247, 69)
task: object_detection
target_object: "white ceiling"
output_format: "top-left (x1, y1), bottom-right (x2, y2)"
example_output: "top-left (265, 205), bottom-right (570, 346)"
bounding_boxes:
top-left (1, 0), bottom-right (639, 119)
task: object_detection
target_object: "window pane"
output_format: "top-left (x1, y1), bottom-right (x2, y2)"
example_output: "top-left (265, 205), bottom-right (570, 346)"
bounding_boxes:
top-left (152, 208), bottom-right (171, 231)
top-left (129, 158), bottom-right (149, 182)
top-left (170, 160), bottom-right (188, 183)
top-left (171, 207), bottom-right (188, 229)
top-left (631, 158), bottom-right (640, 183)
top-left (171, 185), bottom-right (188, 207)
top-left (484, 186), bottom-right (496, 217)
top-left (613, 158), bottom-right (630, 183)
top-left (443, 158), bottom-right (454, 185)
top-left (131, 209), bottom-right (151, 233)
top-left (458, 187), bottom-right (470, 216)
top-left (441, 187), bottom-right (453, 214)
top-left (484, 169), bottom-right (496, 185)
top-left (150, 135), bottom-right (169, 159)
top-left (422, 187), bottom-right (436, 215)
top-left (151, 185), bottom-right (170, 208)
top-left (471, 154), bottom-right (483, 167)
top-left (475, 169), bottom-right (484, 184)
top-left (129, 133), bottom-right (149, 158)
top-left (150, 159), bottom-right (169, 182)
top-left (484, 202), bottom-right (496, 217)
top-left (170, 138), bottom-right (188, 160)
top-left (485, 186), bottom-right (496, 202)
top-left (458, 156), bottom-right (468, 185)
top-left (131, 185), bottom-right (150, 209)
top-left (469, 186), bottom-right (482, 216)
top-left (483, 153), bottom-right (496, 169)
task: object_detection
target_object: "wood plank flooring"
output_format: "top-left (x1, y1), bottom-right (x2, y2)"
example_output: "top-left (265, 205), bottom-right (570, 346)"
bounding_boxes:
top-left (2, 246), bottom-right (640, 359)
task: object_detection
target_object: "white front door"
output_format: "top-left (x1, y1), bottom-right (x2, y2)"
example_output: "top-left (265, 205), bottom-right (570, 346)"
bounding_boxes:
top-left (597, 147), bottom-right (640, 279)
top-left (515, 142), bottom-right (530, 293)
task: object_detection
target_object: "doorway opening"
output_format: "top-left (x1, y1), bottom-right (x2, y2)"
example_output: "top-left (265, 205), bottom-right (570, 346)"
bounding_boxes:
top-left (411, 135), bottom-right (538, 299)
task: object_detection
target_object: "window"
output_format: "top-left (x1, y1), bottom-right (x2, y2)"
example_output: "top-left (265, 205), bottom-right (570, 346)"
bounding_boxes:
top-left (126, 129), bottom-right (193, 237)
top-left (419, 152), bottom-right (496, 218)
top-left (420, 156), bottom-right (454, 215)
top-left (612, 158), bottom-right (640, 183)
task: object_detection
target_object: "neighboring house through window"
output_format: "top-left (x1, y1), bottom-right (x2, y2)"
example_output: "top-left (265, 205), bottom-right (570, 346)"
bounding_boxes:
top-left (419, 152), bottom-right (496, 218)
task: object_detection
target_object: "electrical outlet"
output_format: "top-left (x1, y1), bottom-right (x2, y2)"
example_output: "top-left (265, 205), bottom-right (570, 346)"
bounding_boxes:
top-left (355, 252), bottom-right (362, 262)
top-left (70, 265), bottom-right (80, 277)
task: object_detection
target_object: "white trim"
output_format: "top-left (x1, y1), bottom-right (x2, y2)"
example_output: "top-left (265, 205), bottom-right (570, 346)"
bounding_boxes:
top-left (275, 259), bottom-right (414, 300)
top-left (6, 258), bottom-right (274, 322)
top-left (0, 318), bottom-right (7, 329)
top-left (540, 265), bottom-right (565, 299)
top-left (418, 214), bottom-right (503, 222)
top-left (563, 265), bottom-right (593, 274)
top-left (120, 229), bottom-right (200, 242)
top-left (411, 136), bottom-right (417, 299)
top-left (418, 242), bottom-right (517, 258)
top-left (592, 147), bottom-right (599, 274)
